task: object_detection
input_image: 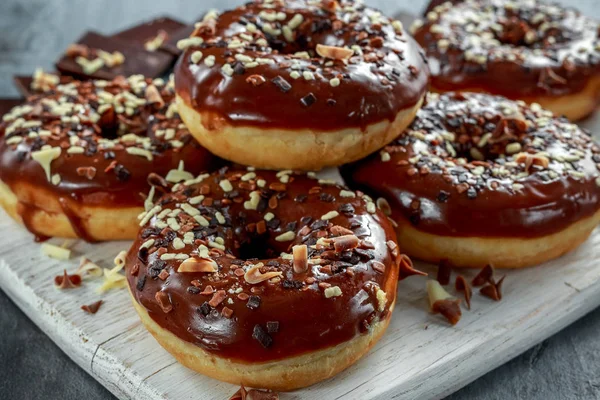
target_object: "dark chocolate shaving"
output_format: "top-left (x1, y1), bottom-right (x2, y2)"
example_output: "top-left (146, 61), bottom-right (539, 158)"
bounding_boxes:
top-left (81, 300), bottom-right (103, 314)
top-left (472, 264), bottom-right (494, 287)
top-left (300, 93), bottom-right (317, 107)
top-left (455, 275), bottom-right (472, 310)
top-left (246, 295), bottom-right (261, 310)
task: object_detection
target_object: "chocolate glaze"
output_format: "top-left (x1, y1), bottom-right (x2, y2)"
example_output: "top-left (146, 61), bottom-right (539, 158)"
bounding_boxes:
top-left (174, 0), bottom-right (429, 131)
top-left (126, 166), bottom-right (399, 362)
top-left (56, 32), bottom-right (174, 80)
top-left (341, 92), bottom-right (600, 238)
top-left (0, 75), bottom-right (221, 241)
top-left (413, 0), bottom-right (600, 99)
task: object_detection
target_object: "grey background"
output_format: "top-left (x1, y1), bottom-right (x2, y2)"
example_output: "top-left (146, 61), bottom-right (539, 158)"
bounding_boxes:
top-left (0, 0), bottom-right (599, 399)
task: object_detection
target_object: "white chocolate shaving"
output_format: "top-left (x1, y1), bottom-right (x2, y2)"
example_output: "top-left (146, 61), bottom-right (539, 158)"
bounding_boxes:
top-left (31, 147), bottom-right (61, 181)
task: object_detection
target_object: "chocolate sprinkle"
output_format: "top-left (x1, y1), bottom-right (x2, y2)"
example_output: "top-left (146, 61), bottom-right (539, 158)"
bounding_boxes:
top-left (136, 274), bottom-right (147, 291)
top-left (300, 93), bottom-right (317, 107)
top-left (198, 302), bottom-right (211, 316)
top-left (246, 295), bottom-right (261, 310)
top-left (271, 76), bottom-right (292, 93)
top-left (266, 321), bottom-right (279, 333)
top-left (252, 324), bottom-right (273, 348)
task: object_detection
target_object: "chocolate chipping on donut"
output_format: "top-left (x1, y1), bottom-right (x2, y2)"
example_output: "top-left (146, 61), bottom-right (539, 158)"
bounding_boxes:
top-left (126, 167), bottom-right (400, 363)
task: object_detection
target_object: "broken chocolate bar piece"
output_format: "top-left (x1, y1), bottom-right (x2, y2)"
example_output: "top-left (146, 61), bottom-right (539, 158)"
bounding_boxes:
top-left (110, 16), bottom-right (187, 52)
top-left (13, 73), bottom-right (72, 97)
top-left (55, 31), bottom-right (173, 80)
top-left (161, 10), bottom-right (222, 56)
top-left (161, 24), bottom-right (196, 56)
top-left (0, 99), bottom-right (22, 118)
top-left (12, 76), bottom-right (34, 97)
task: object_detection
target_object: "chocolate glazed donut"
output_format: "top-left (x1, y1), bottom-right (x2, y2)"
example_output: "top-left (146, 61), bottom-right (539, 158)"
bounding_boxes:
top-left (174, 0), bottom-right (429, 170)
top-left (125, 166), bottom-right (400, 390)
top-left (413, 0), bottom-right (600, 121)
top-left (0, 76), bottom-right (221, 241)
top-left (341, 92), bottom-right (600, 268)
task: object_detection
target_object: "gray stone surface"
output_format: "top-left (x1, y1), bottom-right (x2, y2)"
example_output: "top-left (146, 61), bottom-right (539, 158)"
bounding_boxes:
top-left (0, 0), bottom-right (599, 399)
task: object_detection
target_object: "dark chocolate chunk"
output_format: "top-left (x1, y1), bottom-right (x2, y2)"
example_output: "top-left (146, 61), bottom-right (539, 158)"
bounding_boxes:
top-left (266, 218), bottom-right (280, 229)
top-left (233, 62), bottom-right (246, 75)
top-left (355, 248), bottom-right (374, 260)
top-left (319, 192), bottom-right (335, 202)
top-left (147, 259), bottom-right (166, 278)
top-left (137, 247), bottom-right (148, 263)
top-left (300, 216), bottom-right (312, 225)
top-left (437, 190), bottom-right (450, 203)
top-left (198, 302), bottom-right (211, 316)
top-left (187, 286), bottom-right (201, 294)
top-left (252, 324), bottom-right (273, 348)
top-left (246, 295), bottom-right (261, 310)
top-left (282, 280), bottom-right (303, 289)
top-left (310, 219), bottom-right (329, 230)
top-left (114, 164), bottom-right (131, 181)
top-left (467, 186), bottom-right (477, 199)
top-left (266, 321), bottom-right (279, 333)
top-left (271, 76), bottom-right (292, 93)
top-left (338, 203), bottom-right (355, 216)
top-left (300, 93), bottom-right (317, 107)
top-left (136, 274), bottom-right (147, 291)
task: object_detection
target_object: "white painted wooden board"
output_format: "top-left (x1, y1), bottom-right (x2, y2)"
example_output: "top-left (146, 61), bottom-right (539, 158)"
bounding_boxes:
top-left (1, 116), bottom-right (600, 399)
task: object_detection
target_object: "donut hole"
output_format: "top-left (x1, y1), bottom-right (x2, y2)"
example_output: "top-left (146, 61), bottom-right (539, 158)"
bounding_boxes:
top-left (495, 15), bottom-right (567, 48)
top-left (236, 235), bottom-right (276, 260)
top-left (239, 11), bottom-right (341, 55)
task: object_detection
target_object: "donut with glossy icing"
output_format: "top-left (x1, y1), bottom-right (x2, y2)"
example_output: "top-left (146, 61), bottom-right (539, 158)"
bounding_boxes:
top-left (413, 0), bottom-right (600, 121)
top-left (0, 75), bottom-right (221, 242)
top-left (174, 0), bottom-right (429, 170)
top-left (341, 92), bottom-right (600, 268)
top-left (125, 166), bottom-right (400, 390)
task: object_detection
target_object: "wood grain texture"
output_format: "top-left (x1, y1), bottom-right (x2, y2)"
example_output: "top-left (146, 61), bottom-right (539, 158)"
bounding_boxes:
top-left (0, 1), bottom-right (600, 399)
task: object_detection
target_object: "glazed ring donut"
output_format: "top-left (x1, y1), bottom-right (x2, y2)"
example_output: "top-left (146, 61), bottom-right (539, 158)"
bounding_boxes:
top-left (412, 0), bottom-right (600, 121)
top-left (174, 0), bottom-right (429, 170)
top-left (0, 75), bottom-right (221, 241)
top-left (341, 92), bottom-right (600, 268)
top-left (125, 166), bottom-right (400, 390)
